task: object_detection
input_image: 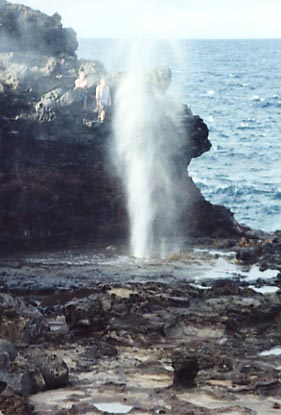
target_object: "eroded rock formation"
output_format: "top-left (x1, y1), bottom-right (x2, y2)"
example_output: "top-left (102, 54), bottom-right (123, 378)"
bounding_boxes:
top-left (0, 5), bottom-right (280, 414)
top-left (0, 1), bottom-right (251, 248)
top-left (0, 0), bottom-right (77, 56)
top-left (0, 253), bottom-right (280, 414)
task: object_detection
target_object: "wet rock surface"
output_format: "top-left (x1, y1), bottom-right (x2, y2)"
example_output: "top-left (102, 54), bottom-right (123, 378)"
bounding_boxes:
top-left (0, 388), bottom-right (34, 415)
top-left (0, 239), bottom-right (280, 414)
top-left (1, 2), bottom-right (281, 414)
top-left (236, 232), bottom-right (281, 271)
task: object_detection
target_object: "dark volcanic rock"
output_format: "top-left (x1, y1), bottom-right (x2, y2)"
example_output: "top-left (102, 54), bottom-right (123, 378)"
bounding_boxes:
top-left (26, 350), bottom-right (69, 391)
top-left (0, 388), bottom-right (34, 415)
top-left (0, 293), bottom-right (46, 343)
top-left (0, 273), bottom-right (281, 413)
top-left (172, 350), bottom-right (199, 387)
top-left (234, 232), bottom-right (281, 270)
top-left (0, 338), bottom-right (17, 361)
top-left (0, 0), bottom-right (78, 56)
top-left (0, 0), bottom-right (250, 248)
top-left (0, 339), bottom-right (69, 396)
top-left (82, 341), bottom-right (118, 361)
top-left (65, 293), bottom-right (108, 332)
top-left (0, 368), bottom-right (32, 397)
top-left (236, 246), bottom-right (261, 263)
top-left (0, 339), bottom-right (33, 397)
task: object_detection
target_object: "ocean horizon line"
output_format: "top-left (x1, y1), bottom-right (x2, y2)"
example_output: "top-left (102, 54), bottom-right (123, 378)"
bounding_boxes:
top-left (78, 37), bottom-right (281, 42)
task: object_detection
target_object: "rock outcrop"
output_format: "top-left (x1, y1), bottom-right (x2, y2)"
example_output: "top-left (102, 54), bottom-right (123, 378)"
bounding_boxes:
top-left (1, 5), bottom-right (280, 413)
top-left (1, 259), bottom-right (281, 414)
top-left (0, 0), bottom-right (77, 56)
top-left (0, 0), bottom-right (249, 249)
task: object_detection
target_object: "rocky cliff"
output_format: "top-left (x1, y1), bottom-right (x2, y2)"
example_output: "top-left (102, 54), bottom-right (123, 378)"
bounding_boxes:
top-left (0, 0), bottom-right (248, 248)
top-left (0, 0), bottom-right (77, 55)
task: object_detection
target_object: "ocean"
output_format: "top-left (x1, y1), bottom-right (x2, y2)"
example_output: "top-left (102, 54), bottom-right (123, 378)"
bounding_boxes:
top-left (78, 39), bottom-right (281, 233)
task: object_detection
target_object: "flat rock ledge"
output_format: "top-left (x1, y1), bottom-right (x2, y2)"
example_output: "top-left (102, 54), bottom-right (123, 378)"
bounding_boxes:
top-left (0, 239), bottom-right (280, 414)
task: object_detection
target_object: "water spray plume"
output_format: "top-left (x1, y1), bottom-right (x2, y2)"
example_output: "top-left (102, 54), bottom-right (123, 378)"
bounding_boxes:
top-left (112, 39), bottom-right (188, 259)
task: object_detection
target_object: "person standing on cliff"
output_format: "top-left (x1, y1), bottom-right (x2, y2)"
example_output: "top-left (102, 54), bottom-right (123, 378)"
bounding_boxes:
top-left (74, 69), bottom-right (88, 109)
top-left (95, 77), bottom-right (111, 122)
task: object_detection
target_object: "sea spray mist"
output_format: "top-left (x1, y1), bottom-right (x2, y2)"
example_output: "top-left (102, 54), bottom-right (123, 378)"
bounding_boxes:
top-left (112, 40), bottom-right (188, 258)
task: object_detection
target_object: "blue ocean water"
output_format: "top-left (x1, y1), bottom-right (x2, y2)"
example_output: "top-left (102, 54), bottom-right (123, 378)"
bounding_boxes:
top-left (78, 39), bottom-right (281, 232)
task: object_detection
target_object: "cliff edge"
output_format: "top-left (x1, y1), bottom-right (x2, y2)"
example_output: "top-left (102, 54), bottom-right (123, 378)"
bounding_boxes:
top-left (0, 0), bottom-right (249, 248)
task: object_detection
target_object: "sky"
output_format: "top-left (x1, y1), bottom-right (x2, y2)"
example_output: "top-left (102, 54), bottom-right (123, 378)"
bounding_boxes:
top-left (8, 0), bottom-right (281, 39)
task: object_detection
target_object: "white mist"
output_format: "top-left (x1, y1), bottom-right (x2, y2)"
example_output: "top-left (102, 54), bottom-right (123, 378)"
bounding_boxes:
top-left (112, 40), bottom-right (186, 258)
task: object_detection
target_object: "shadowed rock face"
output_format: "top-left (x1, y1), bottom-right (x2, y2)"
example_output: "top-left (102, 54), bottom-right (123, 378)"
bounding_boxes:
top-left (0, 0), bottom-right (78, 56)
top-left (0, 1), bottom-right (249, 248)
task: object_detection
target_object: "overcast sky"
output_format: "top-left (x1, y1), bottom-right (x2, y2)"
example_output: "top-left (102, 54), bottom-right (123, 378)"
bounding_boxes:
top-left (9, 0), bottom-right (281, 39)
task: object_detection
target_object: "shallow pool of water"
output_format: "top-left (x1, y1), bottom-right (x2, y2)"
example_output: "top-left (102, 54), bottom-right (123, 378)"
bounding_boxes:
top-left (249, 285), bottom-right (280, 294)
top-left (259, 347), bottom-right (281, 357)
top-left (0, 244), bottom-right (279, 288)
top-left (93, 402), bottom-right (133, 413)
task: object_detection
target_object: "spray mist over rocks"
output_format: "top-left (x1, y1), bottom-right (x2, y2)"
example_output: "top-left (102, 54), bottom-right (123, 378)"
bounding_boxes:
top-left (112, 40), bottom-right (188, 259)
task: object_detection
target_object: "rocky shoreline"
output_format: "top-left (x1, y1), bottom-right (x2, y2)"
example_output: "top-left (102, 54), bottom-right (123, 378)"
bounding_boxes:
top-left (0, 237), bottom-right (281, 415)
top-left (1, 1), bottom-right (281, 414)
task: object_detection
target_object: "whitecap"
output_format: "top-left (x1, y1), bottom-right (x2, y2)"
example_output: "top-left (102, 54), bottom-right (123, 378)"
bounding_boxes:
top-left (228, 73), bottom-right (240, 78)
top-left (238, 122), bottom-right (250, 129)
top-left (206, 89), bottom-right (215, 96)
top-left (251, 95), bottom-right (261, 101)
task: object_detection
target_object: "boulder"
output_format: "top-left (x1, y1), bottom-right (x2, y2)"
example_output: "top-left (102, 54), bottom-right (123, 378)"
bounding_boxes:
top-left (0, 339), bottom-right (68, 398)
top-left (0, 294), bottom-right (46, 344)
top-left (26, 350), bottom-right (69, 392)
top-left (65, 293), bottom-right (108, 332)
top-left (0, 339), bottom-right (32, 397)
